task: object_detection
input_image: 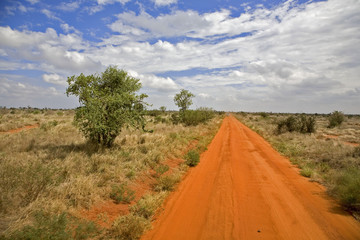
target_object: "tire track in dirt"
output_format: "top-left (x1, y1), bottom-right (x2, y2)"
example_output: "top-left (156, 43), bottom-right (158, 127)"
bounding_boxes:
top-left (141, 116), bottom-right (360, 240)
top-left (0, 124), bottom-right (39, 134)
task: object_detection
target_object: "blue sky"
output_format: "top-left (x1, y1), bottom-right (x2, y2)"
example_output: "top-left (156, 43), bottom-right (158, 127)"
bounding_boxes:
top-left (0, 0), bottom-right (359, 113)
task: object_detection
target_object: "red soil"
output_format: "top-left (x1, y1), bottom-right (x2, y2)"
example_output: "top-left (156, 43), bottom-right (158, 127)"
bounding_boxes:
top-left (141, 116), bottom-right (360, 240)
top-left (80, 141), bottom-right (198, 228)
top-left (0, 124), bottom-right (39, 134)
top-left (80, 173), bottom-right (156, 228)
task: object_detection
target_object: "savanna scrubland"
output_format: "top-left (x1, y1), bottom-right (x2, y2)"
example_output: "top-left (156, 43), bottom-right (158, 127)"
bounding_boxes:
top-left (236, 112), bottom-right (360, 218)
top-left (0, 107), bottom-right (222, 239)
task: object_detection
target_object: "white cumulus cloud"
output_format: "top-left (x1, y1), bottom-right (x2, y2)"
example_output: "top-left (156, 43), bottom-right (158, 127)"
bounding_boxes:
top-left (152, 0), bottom-right (177, 7)
top-left (42, 73), bottom-right (67, 86)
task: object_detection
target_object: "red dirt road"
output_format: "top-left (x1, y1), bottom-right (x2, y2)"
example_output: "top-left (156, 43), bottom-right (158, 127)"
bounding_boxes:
top-left (141, 116), bottom-right (360, 240)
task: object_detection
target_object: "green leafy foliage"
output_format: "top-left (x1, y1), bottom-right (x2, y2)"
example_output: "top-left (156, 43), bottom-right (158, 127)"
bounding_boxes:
top-left (159, 106), bottom-right (166, 113)
top-left (331, 168), bottom-right (360, 210)
top-left (7, 211), bottom-right (98, 240)
top-left (181, 108), bottom-right (215, 126)
top-left (110, 184), bottom-right (135, 204)
top-left (66, 66), bottom-right (148, 147)
top-left (185, 150), bottom-right (200, 167)
top-left (277, 115), bottom-right (316, 134)
top-left (154, 164), bottom-right (169, 176)
top-left (328, 111), bottom-right (345, 128)
top-left (174, 89), bottom-right (195, 112)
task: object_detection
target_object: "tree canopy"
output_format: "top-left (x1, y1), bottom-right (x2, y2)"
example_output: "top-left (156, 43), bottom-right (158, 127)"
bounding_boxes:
top-left (66, 66), bottom-right (148, 147)
top-left (174, 89), bottom-right (195, 112)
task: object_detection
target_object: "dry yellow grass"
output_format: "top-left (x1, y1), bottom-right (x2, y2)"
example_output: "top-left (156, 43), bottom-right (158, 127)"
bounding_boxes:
top-left (0, 108), bottom-right (223, 239)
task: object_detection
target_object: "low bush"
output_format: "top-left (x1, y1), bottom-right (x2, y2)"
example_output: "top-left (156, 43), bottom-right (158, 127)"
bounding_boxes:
top-left (330, 167), bottom-right (360, 210)
top-left (185, 150), bottom-right (200, 167)
top-left (110, 184), bottom-right (135, 204)
top-left (300, 166), bottom-right (313, 178)
top-left (6, 211), bottom-right (98, 240)
top-left (40, 120), bottom-right (58, 131)
top-left (328, 111), bottom-right (345, 128)
top-left (181, 108), bottom-right (215, 126)
top-left (259, 112), bottom-right (269, 118)
top-left (277, 115), bottom-right (316, 134)
top-left (171, 113), bottom-right (181, 125)
top-left (110, 213), bottom-right (149, 240)
top-left (130, 193), bottom-right (166, 219)
top-left (155, 174), bottom-right (181, 192)
top-left (154, 164), bottom-right (169, 176)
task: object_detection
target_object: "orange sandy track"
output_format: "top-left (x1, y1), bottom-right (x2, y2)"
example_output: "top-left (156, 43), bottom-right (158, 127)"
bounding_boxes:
top-left (0, 124), bottom-right (39, 134)
top-left (141, 116), bottom-right (360, 240)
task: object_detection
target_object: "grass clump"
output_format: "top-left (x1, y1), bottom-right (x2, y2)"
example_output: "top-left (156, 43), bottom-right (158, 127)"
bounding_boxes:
top-left (110, 213), bottom-right (149, 240)
top-left (5, 211), bottom-right (98, 240)
top-left (154, 164), bottom-right (169, 176)
top-left (110, 184), bottom-right (135, 204)
top-left (330, 167), bottom-right (360, 210)
top-left (130, 193), bottom-right (166, 219)
top-left (155, 174), bottom-right (181, 192)
top-left (300, 166), bottom-right (313, 178)
top-left (185, 150), bottom-right (200, 167)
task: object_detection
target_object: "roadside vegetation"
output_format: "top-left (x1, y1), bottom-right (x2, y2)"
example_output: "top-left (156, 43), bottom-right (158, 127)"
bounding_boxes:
top-left (0, 108), bottom-right (222, 239)
top-left (0, 67), bottom-right (222, 239)
top-left (235, 112), bottom-right (360, 217)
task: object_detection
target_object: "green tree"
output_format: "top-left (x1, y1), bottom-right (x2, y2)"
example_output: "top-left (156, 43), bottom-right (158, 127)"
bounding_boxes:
top-left (173, 89), bottom-right (194, 112)
top-left (328, 110), bottom-right (345, 128)
top-left (159, 106), bottom-right (166, 113)
top-left (66, 66), bottom-right (148, 147)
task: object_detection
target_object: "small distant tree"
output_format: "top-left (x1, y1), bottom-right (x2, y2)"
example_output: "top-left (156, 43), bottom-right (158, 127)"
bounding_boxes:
top-left (66, 66), bottom-right (149, 147)
top-left (174, 89), bottom-right (194, 112)
top-left (328, 111), bottom-right (345, 128)
top-left (159, 106), bottom-right (166, 113)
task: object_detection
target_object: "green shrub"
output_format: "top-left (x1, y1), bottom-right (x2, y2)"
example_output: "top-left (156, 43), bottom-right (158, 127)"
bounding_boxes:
top-left (185, 150), bottom-right (200, 167)
top-left (328, 111), bottom-right (345, 128)
top-left (277, 115), bottom-right (316, 134)
top-left (259, 112), bottom-right (269, 118)
top-left (110, 184), bottom-right (135, 204)
top-left (66, 66), bottom-right (149, 147)
top-left (154, 164), bottom-right (169, 176)
top-left (330, 168), bottom-right (360, 210)
top-left (8, 211), bottom-right (98, 240)
top-left (181, 108), bottom-right (214, 126)
top-left (171, 113), bottom-right (180, 125)
top-left (154, 115), bottom-right (162, 124)
top-left (298, 115), bottom-right (316, 133)
top-left (300, 166), bottom-right (313, 178)
top-left (352, 147), bottom-right (360, 158)
top-left (40, 120), bottom-right (58, 131)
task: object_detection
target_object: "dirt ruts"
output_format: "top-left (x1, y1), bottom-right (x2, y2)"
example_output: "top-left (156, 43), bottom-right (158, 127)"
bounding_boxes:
top-left (141, 116), bottom-right (360, 240)
top-left (0, 124), bottom-right (39, 134)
